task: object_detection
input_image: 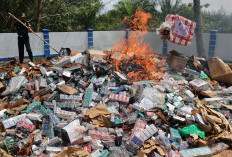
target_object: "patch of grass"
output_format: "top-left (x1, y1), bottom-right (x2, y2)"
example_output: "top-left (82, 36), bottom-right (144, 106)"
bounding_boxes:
top-left (34, 57), bottom-right (44, 61)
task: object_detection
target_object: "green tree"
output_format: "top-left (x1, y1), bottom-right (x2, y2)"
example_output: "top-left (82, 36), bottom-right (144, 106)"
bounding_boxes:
top-left (177, 3), bottom-right (194, 20)
top-left (0, 0), bottom-right (75, 32)
top-left (0, 0), bottom-right (35, 32)
top-left (95, 10), bottom-right (122, 30)
top-left (0, 0), bottom-right (103, 32)
top-left (202, 8), bottom-right (232, 33)
top-left (156, 0), bottom-right (209, 22)
top-left (113, 0), bottom-right (157, 18)
top-left (35, 0), bottom-right (74, 32)
top-left (70, 0), bottom-right (103, 31)
top-left (157, 0), bottom-right (182, 19)
top-left (97, 0), bottom-right (158, 30)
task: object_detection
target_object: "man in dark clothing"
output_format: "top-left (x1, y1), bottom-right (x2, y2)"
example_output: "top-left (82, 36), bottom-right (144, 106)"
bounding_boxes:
top-left (11, 13), bottom-right (33, 63)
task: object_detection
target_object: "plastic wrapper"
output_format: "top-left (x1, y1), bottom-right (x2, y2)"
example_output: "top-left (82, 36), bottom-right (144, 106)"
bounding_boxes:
top-left (109, 146), bottom-right (130, 157)
top-left (62, 119), bottom-right (84, 145)
top-left (180, 125), bottom-right (205, 139)
top-left (142, 87), bottom-right (165, 105)
top-left (1, 76), bottom-right (28, 96)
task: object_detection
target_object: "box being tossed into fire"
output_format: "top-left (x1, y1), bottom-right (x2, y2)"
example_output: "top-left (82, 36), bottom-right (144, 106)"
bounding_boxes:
top-left (157, 14), bottom-right (196, 46)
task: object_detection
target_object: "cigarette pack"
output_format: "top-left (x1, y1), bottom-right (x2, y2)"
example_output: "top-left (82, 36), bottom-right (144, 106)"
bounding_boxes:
top-left (84, 84), bottom-right (93, 107)
top-left (2, 114), bottom-right (26, 129)
top-left (179, 147), bottom-right (211, 157)
top-left (91, 149), bottom-right (101, 157)
top-left (189, 79), bottom-right (209, 90)
top-left (109, 93), bottom-right (130, 103)
top-left (17, 120), bottom-right (36, 132)
top-left (170, 128), bottom-right (181, 141)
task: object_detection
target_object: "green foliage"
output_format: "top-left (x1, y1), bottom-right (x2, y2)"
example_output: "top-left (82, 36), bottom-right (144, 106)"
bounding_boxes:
top-left (0, 0), bottom-right (35, 32)
top-left (202, 9), bottom-right (232, 33)
top-left (177, 3), bottom-right (194, 21)
top-left (95, 10), bottom-right (122, 30)
top-left (158, 0), bottom-right (182, 19)
top-left (29, 0), bottom-right (74, 32)
top-left (97, 0), bottom-right (159, 31)
top-left (0, 0), bottom-right (232, 33)
top-left (71, 0), bottom-right (103, 31)
top-left (0, 0), bottom-right (103, 32)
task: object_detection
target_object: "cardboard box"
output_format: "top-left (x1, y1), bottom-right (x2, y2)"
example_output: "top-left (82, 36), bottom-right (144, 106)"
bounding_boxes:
top-left (86, 50), bottom-right (107, 63)
top-left (208, 57), bottom-right (232, 85)
top-left (167, 54), bottom-right (188, 70)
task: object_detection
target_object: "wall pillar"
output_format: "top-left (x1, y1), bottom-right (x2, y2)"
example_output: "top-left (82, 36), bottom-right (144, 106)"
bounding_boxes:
top-left (42, 29), bottom-right (50, 57)
top-left (87, 29), bottom-right (93, 49)
top-left (208, 30), bottom-right (218, 58)
top-left (163, 40), bottom-right (168, 56)
top-left (125, 29), bottom-right (130, 39)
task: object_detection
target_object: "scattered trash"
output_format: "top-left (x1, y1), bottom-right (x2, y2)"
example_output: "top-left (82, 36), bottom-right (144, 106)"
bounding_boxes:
top-left (0, 49), bottom-right (231, 156)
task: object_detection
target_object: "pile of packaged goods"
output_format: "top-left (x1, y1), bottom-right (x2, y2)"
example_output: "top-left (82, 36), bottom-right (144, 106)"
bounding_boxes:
top-left (0, 49), bottom-right (231, 157)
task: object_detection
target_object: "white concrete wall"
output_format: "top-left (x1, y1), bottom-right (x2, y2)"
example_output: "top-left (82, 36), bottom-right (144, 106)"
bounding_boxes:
top-left (0, 31), bottom-right (232, 61)
top-left (93, 31), bottom-right (125, 50)
top-left (215, 33), bottom-right (232, 61)
top-left (0, 32), bottom-right (43, 58)
top-left (93, 31), bottom-right (163, 54)
top-left (144, 31), bottom-right (163, 54)
top-left (168, 33), bottom-right (210, 57)
top-left (49, 32), bottom-right (88, 54)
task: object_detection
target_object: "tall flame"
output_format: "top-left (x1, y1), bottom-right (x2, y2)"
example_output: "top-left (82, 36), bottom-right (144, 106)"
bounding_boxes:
top-left (110, 8), bottom-right (165, 82)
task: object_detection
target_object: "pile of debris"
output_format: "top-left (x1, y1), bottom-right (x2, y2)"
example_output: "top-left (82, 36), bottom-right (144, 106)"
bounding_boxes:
top-left (0, 49), bottom-right (232, 157)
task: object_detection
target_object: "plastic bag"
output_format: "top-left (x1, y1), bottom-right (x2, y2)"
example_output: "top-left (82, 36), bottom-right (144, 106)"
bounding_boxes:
top-left (1, 76), bottom-right (28, 96)
top-left (142, 87), bottom-right (165, 105)
top-left (180, 125), bottom-right (205, 139)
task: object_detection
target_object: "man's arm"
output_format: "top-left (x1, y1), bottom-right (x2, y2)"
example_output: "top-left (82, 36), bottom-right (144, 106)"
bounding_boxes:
top-left (27, 22), bottom-right (32, 31)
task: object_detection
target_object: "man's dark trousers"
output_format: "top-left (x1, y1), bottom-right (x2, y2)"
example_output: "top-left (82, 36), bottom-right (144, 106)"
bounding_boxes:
top-left (18, 36), bottom-right (33, 63)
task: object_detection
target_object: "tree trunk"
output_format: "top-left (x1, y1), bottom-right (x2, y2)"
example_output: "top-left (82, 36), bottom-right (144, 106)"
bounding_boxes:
top-left (36, 0), bottom-right (42, 32)
top-left (193, 0), bottom-right (207, 58)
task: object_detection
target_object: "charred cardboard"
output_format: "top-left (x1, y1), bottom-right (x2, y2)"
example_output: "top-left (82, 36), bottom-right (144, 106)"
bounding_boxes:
top-left (167, 51), bottom-right (188, 70)
top-left (208, 57), bottom-right (232, 85)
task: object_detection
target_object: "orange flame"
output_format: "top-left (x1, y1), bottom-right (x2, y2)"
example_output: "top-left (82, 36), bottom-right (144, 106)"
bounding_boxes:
top-left (111, 8), bottom-right (165, 82)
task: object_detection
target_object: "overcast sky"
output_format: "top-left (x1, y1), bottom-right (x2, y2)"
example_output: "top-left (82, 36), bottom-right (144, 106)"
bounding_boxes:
top-left (182, 0), bottom-right (232, 14)
top-left (102, 0), bottom-right (232, 14)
